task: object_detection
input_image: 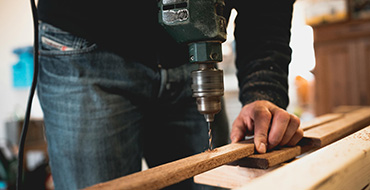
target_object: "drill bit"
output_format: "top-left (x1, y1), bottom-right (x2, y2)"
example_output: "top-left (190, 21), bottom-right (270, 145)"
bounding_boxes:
top-left (207, 122), bottom-right (213, 150)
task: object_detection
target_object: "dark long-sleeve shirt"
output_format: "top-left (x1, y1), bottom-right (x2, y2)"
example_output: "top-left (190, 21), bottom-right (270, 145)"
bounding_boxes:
top-left (37, 0), bottom-right (294, 109)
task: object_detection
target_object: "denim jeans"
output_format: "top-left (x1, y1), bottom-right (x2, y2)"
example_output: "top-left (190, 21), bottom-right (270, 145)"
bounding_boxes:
top-left (37, 22), bottom-right (229, 190)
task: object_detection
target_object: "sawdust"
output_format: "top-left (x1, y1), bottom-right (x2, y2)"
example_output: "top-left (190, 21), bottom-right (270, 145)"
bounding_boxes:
top-left (205, 148), bottom-right (218, 153)
top-left (353, 130), bottom-right (370, 141)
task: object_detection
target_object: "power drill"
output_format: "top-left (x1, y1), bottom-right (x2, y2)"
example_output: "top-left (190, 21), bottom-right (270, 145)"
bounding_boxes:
top-left (158, 0), bottom-right (227, 149)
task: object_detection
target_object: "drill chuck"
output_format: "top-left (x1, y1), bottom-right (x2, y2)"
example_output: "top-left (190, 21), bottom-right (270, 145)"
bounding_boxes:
top-left (191, 63), bottom-right (224, 122)
top-left (158, 0), bottom-right (227, 123)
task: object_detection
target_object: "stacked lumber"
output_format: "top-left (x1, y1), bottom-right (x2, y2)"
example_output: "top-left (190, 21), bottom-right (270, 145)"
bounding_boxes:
top-left (237, 125), bottom-right (370, 190)
top-left (195, 106), bottom-right (370, 188)
top-left (85, 106), bottom-right (370, 190)
top-left (232, 107), bottom-right (370, 169)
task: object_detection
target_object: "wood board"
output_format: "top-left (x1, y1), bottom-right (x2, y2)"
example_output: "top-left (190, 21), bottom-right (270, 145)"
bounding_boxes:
top-left (237, 125), bottom-right (370, 190)
top-left (194, 165), bottom-right (277, 189)
top-left (304, 107), bottom-right (370, 147)
top-left (195, 107), bottom-right (370, 188)
top-left (332, 105), bottom-right (364, 113)
top-left (85, 107), bottom-right (370, 190)
top-left (230, 146), bottom-right (302, 169)
top-left (300, 113), bottom-right (343, 131)
top-left (84, 141), bottom-right (254, 190)
top-left (234, 107), bottom-right (370, 169)
top-left (226, 112), bottom-right (344, 169)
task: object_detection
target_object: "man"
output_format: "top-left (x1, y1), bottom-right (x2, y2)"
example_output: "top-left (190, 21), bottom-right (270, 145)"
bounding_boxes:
top-left (37, 0), bottom-right (303, 189)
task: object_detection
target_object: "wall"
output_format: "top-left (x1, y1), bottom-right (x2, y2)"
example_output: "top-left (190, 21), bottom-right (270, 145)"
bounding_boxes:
top-left (288, 0), bottom-right (316, 121)
top-left (0, 0), bottom-right (43, 140)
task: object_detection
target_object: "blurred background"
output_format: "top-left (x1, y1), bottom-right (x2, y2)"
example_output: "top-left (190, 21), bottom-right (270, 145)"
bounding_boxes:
top-left (1, 0), bottom-right (370, 189)
top-left (220, 0), bottom-right (370, 127)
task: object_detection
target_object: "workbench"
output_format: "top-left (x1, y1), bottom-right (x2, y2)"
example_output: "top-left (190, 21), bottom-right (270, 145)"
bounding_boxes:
top-left (85, 106), bottom-right (370, 190)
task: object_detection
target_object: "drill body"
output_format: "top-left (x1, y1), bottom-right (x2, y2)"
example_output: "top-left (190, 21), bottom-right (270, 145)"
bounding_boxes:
top-left (158, 0), bottom-right (227, 123)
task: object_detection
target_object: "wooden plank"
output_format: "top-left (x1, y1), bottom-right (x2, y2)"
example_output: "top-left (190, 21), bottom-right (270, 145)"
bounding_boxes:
top-left (300, 113), bottom-right (343, 131)
top-left (312, 20), bottom-right (370, 43)
top-left (194, 107), bottom-right (370, 183)
top-left (305, 107), bottom-right (370, 147)
top-left (237, 125), bottom-right (370, 190)
top-left (194, 165), bottom-right (277, 189)
top-left (224, 112), bottom-right (343, 170)
top-left (332, 105), bottom-right (364, 113)
top-left (223, 113), bottom-right (343, 169)
top-left (194, 145), bottom-right (313, 188)
top-left (195, 108), bottom-right (370, 188)
top-left (231, 146), bottom-right (302, 169)
top-left (84, 141), bottom-right (254, 190)
top-left (232, 112), bottom-right (344, 169)
top-left (239, 107), bottom-right (370, 169)
top-left (358, 39), bottom-right (370, 106)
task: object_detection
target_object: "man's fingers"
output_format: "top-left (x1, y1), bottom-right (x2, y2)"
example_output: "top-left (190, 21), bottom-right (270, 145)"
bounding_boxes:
top-left (231, 106), bottom-right (255, 143)
top-left (267, 108), bottom-right (290, 148)
top-left (279, 114), bottom-right (300, 146)
top-left (230, 116), bottom-right (247, 143)
top-left (252, 106), bottom-right (272, 153)
top-left (231, 100), bottom-right (302, 154)
top-left (287, 128), bottom-right (304, 146)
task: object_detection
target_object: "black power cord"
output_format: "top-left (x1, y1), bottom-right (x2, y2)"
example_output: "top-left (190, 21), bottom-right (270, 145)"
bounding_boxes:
top-left (16, 0), bottom-right (39, 189)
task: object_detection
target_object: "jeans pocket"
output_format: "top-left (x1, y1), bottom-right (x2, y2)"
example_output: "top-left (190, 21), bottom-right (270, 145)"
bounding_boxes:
top-left (39, 22), bottom-right (97, 56)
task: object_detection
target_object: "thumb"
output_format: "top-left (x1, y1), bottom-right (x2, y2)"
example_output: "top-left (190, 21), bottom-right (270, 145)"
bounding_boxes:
top-left (255, 138), bottom-right (267, 154)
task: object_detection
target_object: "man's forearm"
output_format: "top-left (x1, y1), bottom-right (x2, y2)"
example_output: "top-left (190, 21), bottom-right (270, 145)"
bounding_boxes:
top-left (232, 0), bottom-right (295, 108)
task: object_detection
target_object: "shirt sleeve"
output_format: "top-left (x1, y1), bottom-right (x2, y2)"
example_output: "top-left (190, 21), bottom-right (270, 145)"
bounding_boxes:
top-left (230, 0), bottom-right (295, 109)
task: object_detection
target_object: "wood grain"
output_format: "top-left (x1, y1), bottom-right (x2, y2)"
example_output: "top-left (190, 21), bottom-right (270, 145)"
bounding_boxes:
top-left (237, 125), bottom-right (370, 190)
top-left (84, 141), bottom-right (254, 190)
top-left (227, 112), bottom-right (343, 169)
top-left (313, 20), bottom-right (370, 115)
top-left (234, 107), bottom-right (370, 169)
top-left (300, 113), bottom-right (343, 131)
top-left (194, 165), bottom-right (276, 189)
top-left (332, 105), bottom-right (364, 113)
top-left (305, 107), bottom-right (370, 147)
top-left (195, 108), bottom-right (370, 188)
top-left (231, 146), bottom-right (302, 169)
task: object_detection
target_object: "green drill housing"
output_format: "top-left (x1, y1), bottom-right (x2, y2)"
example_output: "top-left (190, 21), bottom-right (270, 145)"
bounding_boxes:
top-left (158, 0), bottom-right (227, 63)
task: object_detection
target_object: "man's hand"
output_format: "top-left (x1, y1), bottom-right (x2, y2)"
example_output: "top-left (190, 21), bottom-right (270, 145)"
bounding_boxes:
top-left (230, 100), bottom-right (303, 153)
